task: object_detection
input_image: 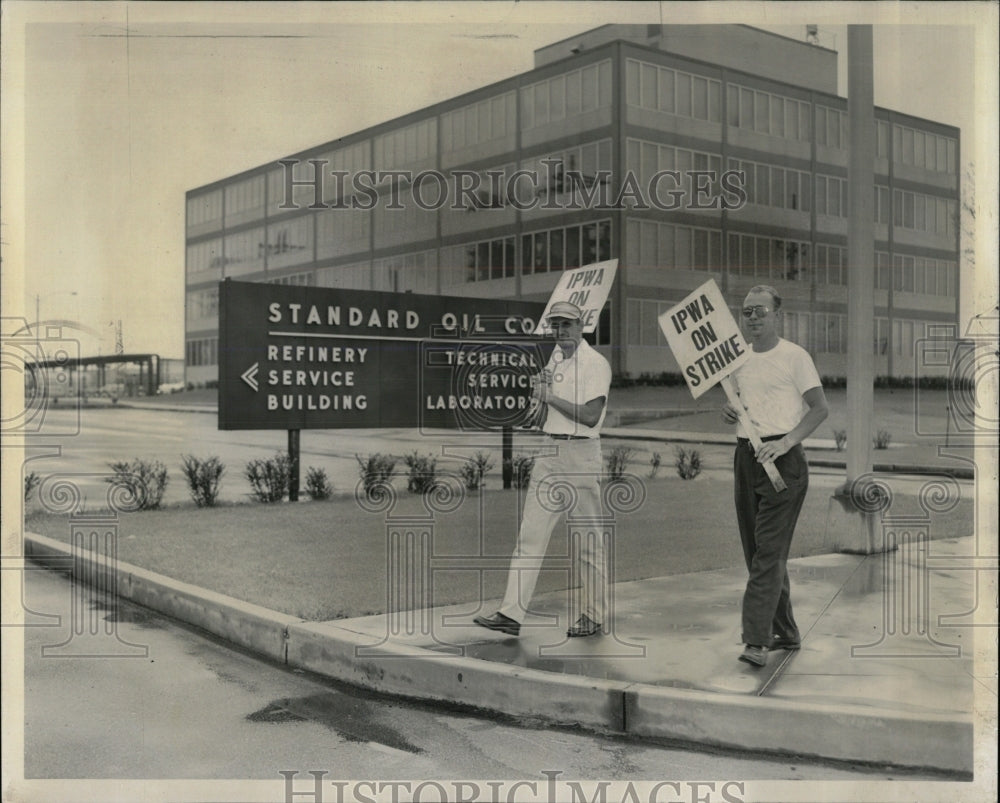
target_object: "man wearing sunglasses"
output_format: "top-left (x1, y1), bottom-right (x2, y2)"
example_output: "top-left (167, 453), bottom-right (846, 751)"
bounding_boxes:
top-left (722, 285), bottom-right (829, 667)
top-left (474, 300), bottom-right (612, 639)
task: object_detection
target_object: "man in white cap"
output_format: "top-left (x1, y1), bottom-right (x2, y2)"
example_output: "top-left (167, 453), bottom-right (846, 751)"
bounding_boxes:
top-left (474, 300), bottom-right (612, 638)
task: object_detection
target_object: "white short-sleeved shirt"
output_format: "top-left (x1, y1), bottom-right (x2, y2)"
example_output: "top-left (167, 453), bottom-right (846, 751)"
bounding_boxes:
top-left (732, 338), bottom-right (821, 438)
top-left (543, 339), bottom-right (612, 438)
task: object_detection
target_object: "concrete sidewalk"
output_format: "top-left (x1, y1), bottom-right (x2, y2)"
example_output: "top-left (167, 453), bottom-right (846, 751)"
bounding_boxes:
top-left (23, 529), bottom-right (978, 775)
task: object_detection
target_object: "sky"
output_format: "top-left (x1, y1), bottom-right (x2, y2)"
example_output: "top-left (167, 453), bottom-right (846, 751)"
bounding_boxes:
top-left (3, 1), bottom-right (997, 358)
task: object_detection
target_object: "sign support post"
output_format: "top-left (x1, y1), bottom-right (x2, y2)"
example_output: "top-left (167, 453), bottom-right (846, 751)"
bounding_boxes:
top-left (288, 429), bottom-right (300, 502)
top-left (720, 377), bottom-right (787, 492)
top-left (501, 426), bottom-right (513, 490)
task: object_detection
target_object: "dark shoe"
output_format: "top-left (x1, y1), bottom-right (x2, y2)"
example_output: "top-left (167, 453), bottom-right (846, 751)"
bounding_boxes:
top-left (738, 644), bottom-right (768, 667)
top-left (567, 614), bottom-right (601, 638)
top-left (473, 612), bottom-right (520, 636)
top-left (771, 635), bottom-right (801, 651)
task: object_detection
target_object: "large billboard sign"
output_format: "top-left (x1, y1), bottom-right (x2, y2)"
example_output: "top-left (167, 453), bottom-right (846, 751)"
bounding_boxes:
top-left (218, 281), bottom-right (549, 431)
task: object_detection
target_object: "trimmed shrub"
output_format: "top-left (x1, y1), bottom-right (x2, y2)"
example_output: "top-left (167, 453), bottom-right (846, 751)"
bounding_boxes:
top-left (106, 458), bottom-right (169, 510)
top-left (356, 453), bottom-right (397, 498)
top-left (605, 446), bottom-right (635, 481)
top-left (403, 451), bottom-right (438, 494)
top-left (305, 467), bottom-right (333, 500)
top-left (245, 451), bottom-right (291, 503)
top-left (180, 455), bottom-right (225, 507)
top-left (674, 446), bottom-right (703, 480)
top-left (506, 454), bottom-right (535, 489)
top-left (459, 451), bottom-right (495, 491)
top-left (24, 471), bottom-right (41, 503)
top-left (833, 429), bottom-right (847, 452)
top-left (648, 452), bottom-right (662, 479)
top-left (873, 429), bottom-right (892, 450)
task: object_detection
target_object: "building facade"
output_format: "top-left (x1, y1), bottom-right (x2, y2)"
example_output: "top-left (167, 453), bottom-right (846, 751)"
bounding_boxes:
top-left (185, 25), bottom-right (960, 387)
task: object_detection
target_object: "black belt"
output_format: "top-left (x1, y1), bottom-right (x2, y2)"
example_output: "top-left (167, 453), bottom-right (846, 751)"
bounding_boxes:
top-left (548, 434), bottom-right (594, 440)
top-left (737, 434), bottom-right (786, 446)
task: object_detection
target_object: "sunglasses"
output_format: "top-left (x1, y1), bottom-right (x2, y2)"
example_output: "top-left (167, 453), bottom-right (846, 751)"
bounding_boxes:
top-left (741, 305), bottom-right (771, 319)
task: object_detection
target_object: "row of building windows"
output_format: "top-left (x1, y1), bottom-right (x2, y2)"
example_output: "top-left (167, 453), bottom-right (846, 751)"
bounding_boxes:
top-left (375, 118), bottom-right (437, 173)
top-left (523, 140), bottom-right (613, 199)
top-left (726, 83), bottom-right (812, 141)
top-left (186, 288), bottom-right (218, 320)
top-left (186, 338), bottom-right (218, 367)
top-left (441, 92), bottom-right (518, 153)
top-left (893, 123), bottom-right (957, 174)
top-left (725, 233), bottom-right (811, 282)
top-left (726, 235), bottom-right (956, 296)
top-left (442, 219), bottom-right (614, 283)
top-left (893, 189), bottom-right (956, 236)
top-left (626, 59), bottom-right (722, 123)
top-left (521, 60), bottom-right (613, 131)
top-left (626, 297), bottom-right (935, 358)
top-left (267, 272), bottom-right (315, 287)
top-left (187, 230), bottom-right (956, 302)
top-left (729, 157), bottom-right (811, 213)
top-left (628, 218), bottom-right (722, 272)
top-left (628, 139), bottom-right (723, 206)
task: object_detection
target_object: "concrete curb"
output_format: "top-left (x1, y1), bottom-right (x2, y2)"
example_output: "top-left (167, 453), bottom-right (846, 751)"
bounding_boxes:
top-left (23, 531), bottom-right (972, 773)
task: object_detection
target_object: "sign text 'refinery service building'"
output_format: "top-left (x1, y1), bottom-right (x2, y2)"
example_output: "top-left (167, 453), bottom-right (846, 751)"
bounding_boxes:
top-left (218, 281), bottom-right (550, 431)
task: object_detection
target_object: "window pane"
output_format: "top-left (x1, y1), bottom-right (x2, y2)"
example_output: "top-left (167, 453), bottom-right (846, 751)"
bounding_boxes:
top-left (770, 96), bottom-right (784, 137)
top-left (641, 63), bottom-right (657, 108)
top-left (521, 86), bottom-right (534, 129)
top-left (771, 167), bottom-right (784, 208)
top-left (660, 68), bottom-right (675, 113)
top-left (785, 100), bottom-right (799, 139)
top-left (755, 92), bottom-right (769, 133)
top-left (708, 81), bottom-right (720, 121)
top-left (564, 226), bottom-right (581, 268)
top-left (598, 61), bottom-right (612, 107)
top-left (693, 229), bottom-right (708, 268)
top-left (677, 73), bottom-right (692, 116)
top-left (534, 84), bottom-right (549, 126)
top-left (693, 76), bottom-right (708, 119)
top-left (582, 65), bottom-right (597, 111)
top-left (902, 127), bottom-right (914, 164)
top-left (625, 61), bottom-right (639, 106)
top-left (727, 85), bottom-right (739, 126)
top-left (786, 171), bottom-right (798, 210)
top-left (675, 226), bottom-right (692, 266)
top-left (658, 224), bottom-right (674, 267)
top-left (816, 107), bottom-right (827, 146)
top-left (756, 164), bottom-right (769, 206)
top-left (550, 229), bottom-right (564, 269)
top-left (740, 88), bottom-right (754, 128)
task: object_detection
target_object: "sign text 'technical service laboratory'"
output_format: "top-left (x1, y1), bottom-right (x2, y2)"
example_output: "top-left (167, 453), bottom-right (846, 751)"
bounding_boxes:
top-left (218, 281), bottom-right (550, 431)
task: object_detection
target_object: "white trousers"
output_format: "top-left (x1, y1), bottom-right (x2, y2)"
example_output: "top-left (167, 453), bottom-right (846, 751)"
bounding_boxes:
top-left (498, 438), bottom-right (608, 625)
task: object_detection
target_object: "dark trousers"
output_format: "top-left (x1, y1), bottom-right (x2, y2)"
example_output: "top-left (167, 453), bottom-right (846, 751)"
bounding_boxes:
top-left (734, 440), bottom-right (809, 647)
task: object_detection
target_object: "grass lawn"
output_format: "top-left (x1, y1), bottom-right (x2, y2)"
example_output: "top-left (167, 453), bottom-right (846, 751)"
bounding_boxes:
top-left (25, 472), bottom-right (974, 622)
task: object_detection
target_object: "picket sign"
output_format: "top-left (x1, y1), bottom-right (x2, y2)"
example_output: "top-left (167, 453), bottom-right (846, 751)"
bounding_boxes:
top-left (534, 259), bottom-right (618, 335)
top-left (658, 279), bottom-right (786, 492)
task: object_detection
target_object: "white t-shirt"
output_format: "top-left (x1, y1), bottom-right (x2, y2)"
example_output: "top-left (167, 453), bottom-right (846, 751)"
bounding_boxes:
top-left (732, 338), bottom-right (821, 438)
top-left (543, 339), bottom-right (611, 437)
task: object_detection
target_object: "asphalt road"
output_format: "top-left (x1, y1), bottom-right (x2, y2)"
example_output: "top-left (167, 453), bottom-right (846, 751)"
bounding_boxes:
top-left (16, 565), bottom-right (943, 785)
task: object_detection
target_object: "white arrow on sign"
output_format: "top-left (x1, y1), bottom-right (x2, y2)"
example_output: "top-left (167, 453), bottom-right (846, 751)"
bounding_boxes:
top-left (241, 362), bottom-right (259, 392)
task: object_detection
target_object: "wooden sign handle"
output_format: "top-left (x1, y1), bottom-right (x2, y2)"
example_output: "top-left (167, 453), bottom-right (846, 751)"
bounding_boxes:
top-left (721, 376), bottom-right (787, 492)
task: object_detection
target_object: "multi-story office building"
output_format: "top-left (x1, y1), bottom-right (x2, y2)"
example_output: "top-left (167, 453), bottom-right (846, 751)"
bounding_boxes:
top-left (185, 24), bottom-right (960, 387)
